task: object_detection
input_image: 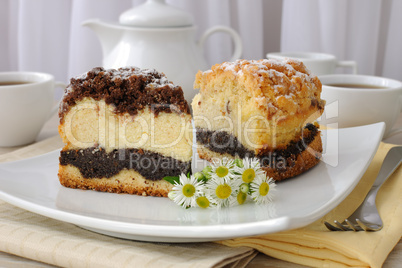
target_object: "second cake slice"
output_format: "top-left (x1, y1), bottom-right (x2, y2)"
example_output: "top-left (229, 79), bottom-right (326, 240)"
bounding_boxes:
top-left (192, 59), bottom-right (325, 181)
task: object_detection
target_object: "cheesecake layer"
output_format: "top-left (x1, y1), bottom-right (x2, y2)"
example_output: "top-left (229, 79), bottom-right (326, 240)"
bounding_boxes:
top-left (59, 98), bottom-right (193, 162)
top-left (60, 147), bottom-right (191, 181)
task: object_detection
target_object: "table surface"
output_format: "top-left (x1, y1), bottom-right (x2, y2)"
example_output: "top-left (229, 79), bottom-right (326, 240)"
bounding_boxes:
top-left (0, 112), bottom-right (401, 268)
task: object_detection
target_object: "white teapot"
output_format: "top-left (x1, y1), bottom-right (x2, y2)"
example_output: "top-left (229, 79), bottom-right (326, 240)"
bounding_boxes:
top-left (83, 0), bottom-right (242, 102)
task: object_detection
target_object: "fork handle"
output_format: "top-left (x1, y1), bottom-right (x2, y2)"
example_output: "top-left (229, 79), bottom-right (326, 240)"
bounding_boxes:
top-left (371, 147), bottom-right (402, 192)
top-left (361, 147), bottom-right (402, 210)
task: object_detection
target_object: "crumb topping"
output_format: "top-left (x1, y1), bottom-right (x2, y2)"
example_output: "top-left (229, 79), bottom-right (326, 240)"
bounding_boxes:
top-left (59, 67), bottom-right (190, 122)
top-left (194, 59), bottom-right (324, 117)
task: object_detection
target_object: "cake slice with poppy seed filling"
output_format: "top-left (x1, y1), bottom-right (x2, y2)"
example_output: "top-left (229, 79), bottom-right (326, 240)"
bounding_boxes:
top-left (192, 59), bottom-right (325, 181)
top-left (58, 67), bottom-right (192, 196)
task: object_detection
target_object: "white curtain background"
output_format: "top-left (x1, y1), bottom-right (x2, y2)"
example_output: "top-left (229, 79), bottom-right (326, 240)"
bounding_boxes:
top-left (281, 0), bottom-right (402, 79)
top-left (0, 0), bottom-right (401, 100)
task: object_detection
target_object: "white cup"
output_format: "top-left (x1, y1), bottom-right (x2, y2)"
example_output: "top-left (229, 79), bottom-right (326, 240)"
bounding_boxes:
top-left (266, 52), bottom-right (357, 76)
top-left (0, 72), bottom-right (66, 147)
top-left (319, 74), bottom-right (402, 139)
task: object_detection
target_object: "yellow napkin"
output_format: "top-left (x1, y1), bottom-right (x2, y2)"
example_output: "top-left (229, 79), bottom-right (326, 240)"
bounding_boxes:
top-left (0, 136), bottom-right (256, 268)
top-left (219, 142), bottom-right (402, 268)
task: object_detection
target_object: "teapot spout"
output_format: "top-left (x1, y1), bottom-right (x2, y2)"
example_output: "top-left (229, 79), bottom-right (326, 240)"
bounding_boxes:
top-left (82, 19), bottom-right (124, 60)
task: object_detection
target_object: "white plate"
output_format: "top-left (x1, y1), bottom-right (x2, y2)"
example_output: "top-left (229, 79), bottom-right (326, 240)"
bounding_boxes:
top-left (0, 123), bottom-right (385, 242)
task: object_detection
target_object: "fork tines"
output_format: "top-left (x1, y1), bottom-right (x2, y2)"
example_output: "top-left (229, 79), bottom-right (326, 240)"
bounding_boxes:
top-left (324, 219), bottom-right (381, 232)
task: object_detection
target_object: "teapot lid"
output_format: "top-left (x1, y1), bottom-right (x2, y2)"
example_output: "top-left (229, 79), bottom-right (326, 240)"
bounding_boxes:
top-left (119, 0), bottom-right (193, 27)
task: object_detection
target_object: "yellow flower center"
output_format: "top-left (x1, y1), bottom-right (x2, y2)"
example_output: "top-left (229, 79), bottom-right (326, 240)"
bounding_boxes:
top-left (216, 166), bottom-right (229, 177)
top-left (237, 191), bottom-right (247, 205)
top-left (182, 184), bottom-right (196, 197)
top-left (242, 168), bottom-right (255, 183)
top-left (259, 182), bottom-right (269, 196)
top-left (196, 196), bottom-right (210, 208)
top-left (216, 183), bottom-right (232, 199)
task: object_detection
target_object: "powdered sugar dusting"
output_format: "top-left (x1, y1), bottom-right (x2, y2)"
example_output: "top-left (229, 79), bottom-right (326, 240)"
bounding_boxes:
top-left (106, 67), bottom-right (175, 89)
top-left (213, 59), bottom-right (315, 84)
top-left (63, 67), bottom-right (175, 97)
top-left (59, 66), bottom-right (187, 122)
top-left (200, 59), bottom-right (322, 114)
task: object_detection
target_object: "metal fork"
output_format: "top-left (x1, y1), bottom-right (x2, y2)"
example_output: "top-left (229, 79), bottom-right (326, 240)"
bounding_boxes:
top-left (325, 146), bottom-right (402, 232)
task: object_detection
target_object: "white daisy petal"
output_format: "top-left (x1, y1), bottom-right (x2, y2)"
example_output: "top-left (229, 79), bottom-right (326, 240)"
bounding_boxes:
top-left (170, 174), bottom-right (205, 208)
top-left (250, 176), bottom-right (276, 204)
top-left (210, 157), bottom-right (235, 181)
top-left (234, 157), bottom-right (264, 184)
top-left (205, 176), bottom-right (241, 208)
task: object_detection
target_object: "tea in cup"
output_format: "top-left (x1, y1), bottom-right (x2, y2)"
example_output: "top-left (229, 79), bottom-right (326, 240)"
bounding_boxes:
top-left (319, 74), bottom-right (402, 139)
top-left (266, 52), bottom-right (357, 76)
top-left (0, 72), bottom-right (66, 147)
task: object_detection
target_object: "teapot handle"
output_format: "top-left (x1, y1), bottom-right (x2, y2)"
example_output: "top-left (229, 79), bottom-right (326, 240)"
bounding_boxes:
top-left (198, 26), bottom-right (242, 62)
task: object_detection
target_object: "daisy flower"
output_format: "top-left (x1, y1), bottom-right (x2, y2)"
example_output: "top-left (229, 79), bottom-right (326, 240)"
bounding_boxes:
top-left (210, 158), bottom-right (235, 181)
top-left (169, 174), bottom-right (204, 208)
top-left (234, 157), bottom-right (265, 183)
top-left (205, 176), bottom-right (241, 208)
top-left (250, 176), bottom-right (276, 204)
